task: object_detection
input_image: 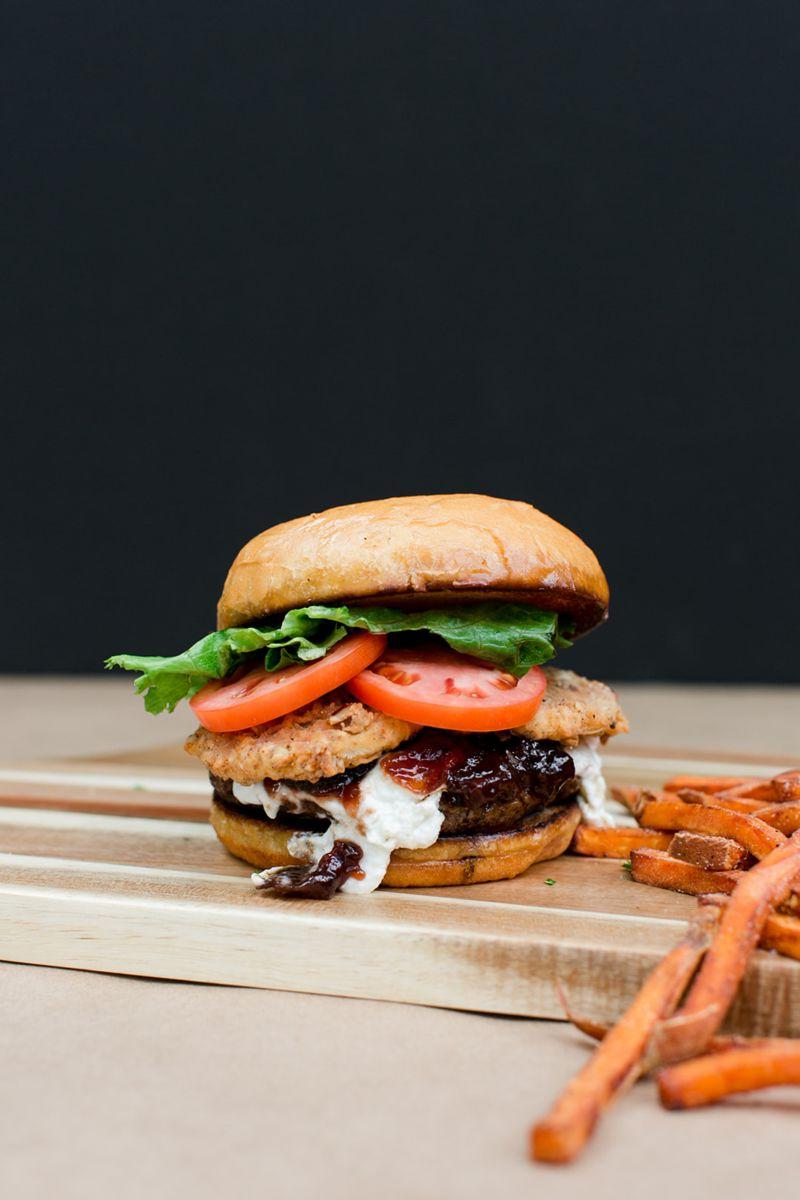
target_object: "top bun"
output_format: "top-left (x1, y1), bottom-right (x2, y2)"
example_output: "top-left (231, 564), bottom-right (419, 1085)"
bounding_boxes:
top-left (217, 494), bottom-right (609, 635)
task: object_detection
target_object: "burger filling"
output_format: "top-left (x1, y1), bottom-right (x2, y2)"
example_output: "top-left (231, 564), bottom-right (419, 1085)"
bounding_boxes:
top-left (204, 727), bottom-right (625, 896)
top-left (210, 733), bottom-right (580, 894)
top-left (108, 600), bottom-right (629, 897)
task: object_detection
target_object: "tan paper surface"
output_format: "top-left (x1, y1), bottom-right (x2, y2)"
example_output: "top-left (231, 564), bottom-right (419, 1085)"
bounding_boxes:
top-left (1, 679), bottom-right (799, 1198)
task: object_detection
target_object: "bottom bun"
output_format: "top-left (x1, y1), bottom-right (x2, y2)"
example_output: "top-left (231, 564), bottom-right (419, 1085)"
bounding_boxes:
top-left (210, 798), bottom-right (581, 887)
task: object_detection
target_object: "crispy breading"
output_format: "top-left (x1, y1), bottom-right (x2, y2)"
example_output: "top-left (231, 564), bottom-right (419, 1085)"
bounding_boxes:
top-left (185, 688), bottom-right (419, 784)
top-left (514, 668), bottom-right (627, 744)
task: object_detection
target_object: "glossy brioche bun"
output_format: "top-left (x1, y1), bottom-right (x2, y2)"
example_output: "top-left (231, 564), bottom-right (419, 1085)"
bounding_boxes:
top-left (210, 798), bottom-right (581, 888)
top-left (217, 494), bottom-right (608, 635)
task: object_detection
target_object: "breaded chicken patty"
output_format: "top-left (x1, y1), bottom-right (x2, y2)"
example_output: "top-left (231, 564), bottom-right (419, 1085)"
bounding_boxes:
top-left (185, 669), bottom-right (626, 785)
top-left (185, 687), bottom-right (418, 784)
top-left (515, 668), bottom-right (627, 745)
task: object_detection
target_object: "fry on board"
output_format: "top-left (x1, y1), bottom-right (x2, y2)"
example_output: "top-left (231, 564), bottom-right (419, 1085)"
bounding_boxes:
top-left (663, 774), bottom-right (760, 794)
top-left (640, 798), bottom-right (785, 859)
top-left (755, 802), bottom-right (800, 835)
top-left (630, 847), bottom-right (743, 897)
top-left (570, 825), bottom-right (671, 858)
top-left (668, 830), bottom-right (750, 871)
top-left (656, 830), bottom-right (800, 1063)
top-left (535, 763), bottom-right (800, 1167)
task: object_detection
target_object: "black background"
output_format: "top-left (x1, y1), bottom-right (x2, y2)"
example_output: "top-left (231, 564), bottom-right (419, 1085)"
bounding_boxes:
top-left (5, 2), bottom-right (800, 682)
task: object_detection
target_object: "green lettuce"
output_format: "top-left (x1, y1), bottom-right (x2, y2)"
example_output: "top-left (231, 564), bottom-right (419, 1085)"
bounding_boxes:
top-left (106, 603), bottom-right (572, 715)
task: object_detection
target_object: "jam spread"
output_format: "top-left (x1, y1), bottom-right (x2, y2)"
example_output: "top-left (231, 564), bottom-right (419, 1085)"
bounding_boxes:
top-left (256, 840), bottom-right (364, 899)
top-left (383, 732), bottom-right (575, 809)
top-left (381, 736), bottom-right (466, 793)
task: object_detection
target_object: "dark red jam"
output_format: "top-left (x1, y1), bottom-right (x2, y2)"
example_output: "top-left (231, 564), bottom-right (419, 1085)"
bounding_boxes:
top-left (381, 736), bottom-right (468, 793)
top-left (383, 732), bottom-right (575, 809)
top-left (256, 840), bottom-right (363, 899)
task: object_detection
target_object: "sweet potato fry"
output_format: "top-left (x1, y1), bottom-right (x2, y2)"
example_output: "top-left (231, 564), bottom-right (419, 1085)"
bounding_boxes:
top-left (663, 775), bottom-right (756, 794)
top-left (571, 825), bottom-right (672, 858)
top-left (554, 984), bottom-right (610, 1043)
top-left (699, 892), bottom-right (800, 959)
top-left (674, 788), bottom-right (712, 805)
top-left (714, 780), bottom-right (781, 804)
top-left (705, 794), bottom-right (768, 815)
top-left (668, 831), bottom-right (749, 872)
top-left (640, 798), bottom-right (786, 859)
top-left (530, 907), bottom-right (719, 1164)
top-left (755, 802), bottom-right (800, 835)
top-left (564, 1012), bottom-right (611, 1043)
top-left (562, 1007), bottom-right (781, 1055)
top-left (656, 831), bottom-right (800, 1062)
top-left (658, 1043), bottom-right (800, 1109)
top-left (773, 770), bottom-right (800, 802)
top-left (666, 771), bottom-right (800, 803)
top-left (677, 787), bottom-right (768, 814)
top-left (630, 848), bottom-right (743, 897)
top-left (610, 785), bottom-right (647, 820)
top-left (761, 910), bottom-right (800, 961)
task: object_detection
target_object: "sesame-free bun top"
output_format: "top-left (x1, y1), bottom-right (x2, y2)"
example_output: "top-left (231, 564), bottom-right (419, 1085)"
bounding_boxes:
top-left (217, 494), bottom-right (609, 635)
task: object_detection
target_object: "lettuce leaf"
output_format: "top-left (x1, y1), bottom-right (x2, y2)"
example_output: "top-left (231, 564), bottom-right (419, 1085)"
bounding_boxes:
top-left (106, 603), bottom-right (572, 715)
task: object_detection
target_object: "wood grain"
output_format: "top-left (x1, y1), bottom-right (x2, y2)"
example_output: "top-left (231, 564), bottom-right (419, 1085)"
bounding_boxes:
top-left (0, 748), bottom-right (798, 1033)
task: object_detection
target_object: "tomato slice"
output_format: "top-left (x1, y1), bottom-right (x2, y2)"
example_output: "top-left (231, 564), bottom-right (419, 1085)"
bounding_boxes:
top-left (190, 631), bottom-right (386, 732)
top-left (347, 645), bottom-right (546, 732)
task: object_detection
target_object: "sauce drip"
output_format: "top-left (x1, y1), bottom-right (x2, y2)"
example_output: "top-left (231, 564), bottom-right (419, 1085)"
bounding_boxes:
top-left (256, 840), bottom-right (363, 899)
top-left (340, 777), bottom-right (362, 815)
top-left (262, 767), bottom-right (364, 815)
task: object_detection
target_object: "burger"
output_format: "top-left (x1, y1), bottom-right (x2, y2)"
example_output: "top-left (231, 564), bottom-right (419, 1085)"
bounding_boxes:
top-left (108, 494), bottom-right (628, 898)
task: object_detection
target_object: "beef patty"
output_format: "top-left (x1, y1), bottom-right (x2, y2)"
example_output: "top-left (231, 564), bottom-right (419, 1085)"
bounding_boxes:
top-left (211, 732), bottom-right (578, 837)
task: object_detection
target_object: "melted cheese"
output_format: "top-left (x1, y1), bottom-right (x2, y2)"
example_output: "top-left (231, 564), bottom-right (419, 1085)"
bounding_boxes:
top-left (567, 736), bottom-right (636, 828)
top-left (238, 763), bottom-right (445, 895)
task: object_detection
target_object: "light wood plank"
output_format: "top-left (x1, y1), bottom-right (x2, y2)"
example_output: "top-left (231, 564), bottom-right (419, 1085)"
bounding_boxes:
top-left (0, 850), bottom-right (797, 1033)
top-left (0, 747), bottom-right (798, 1033)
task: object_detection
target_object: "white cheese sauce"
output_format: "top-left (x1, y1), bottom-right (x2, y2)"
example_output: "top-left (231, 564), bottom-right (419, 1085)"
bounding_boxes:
top-left (566, 736), bottom-right (636, 828)
top-left (237, 762), bottom-right (445, 895)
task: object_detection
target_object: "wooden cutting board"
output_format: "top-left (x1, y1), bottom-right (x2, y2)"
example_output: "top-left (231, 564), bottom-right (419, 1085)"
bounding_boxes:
top-left (0, 744), bottom-right (798, 1034)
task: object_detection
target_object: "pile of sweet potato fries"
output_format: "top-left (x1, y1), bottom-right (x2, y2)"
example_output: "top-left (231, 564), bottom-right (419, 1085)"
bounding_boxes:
top-left (531, 768), bottom-right (800, 1164)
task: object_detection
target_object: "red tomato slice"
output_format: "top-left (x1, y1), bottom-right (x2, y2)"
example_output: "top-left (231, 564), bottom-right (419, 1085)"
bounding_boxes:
top-left (347, 645), bottom-right (546, 732)
top-left (190, 631), bottom-right (386, 732)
